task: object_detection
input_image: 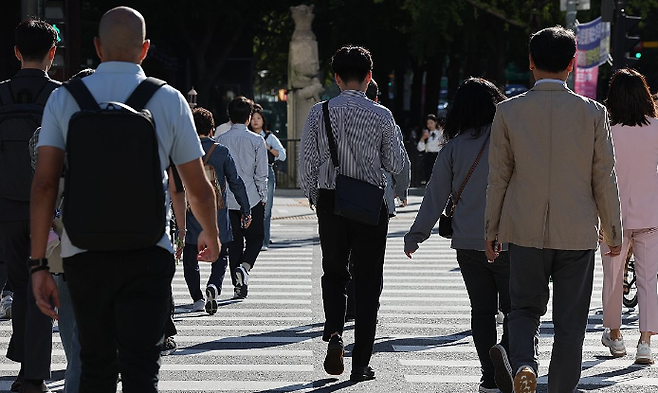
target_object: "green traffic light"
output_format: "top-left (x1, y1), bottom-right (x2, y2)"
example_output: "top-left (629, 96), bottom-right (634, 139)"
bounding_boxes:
top-left (52, 24), bottom-right (62, 43)
top-left (635, 52), bottom-right (642, 59)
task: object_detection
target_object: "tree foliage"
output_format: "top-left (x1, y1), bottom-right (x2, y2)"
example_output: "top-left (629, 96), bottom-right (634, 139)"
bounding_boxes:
top-left (78, 0), bottom-right (658, 127)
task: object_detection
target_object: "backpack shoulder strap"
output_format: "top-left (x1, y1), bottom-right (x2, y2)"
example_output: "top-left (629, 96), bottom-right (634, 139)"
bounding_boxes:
top-left (125, 77), bottom-right (167, 111)
top-left (34, 81), bottom-right (60, 106)
top-left (63, 79), bottom-right (100, 111)
top-left (203, 143), bottom-right (219, 165)
top-left (0, 82), bottom-right (14, 106)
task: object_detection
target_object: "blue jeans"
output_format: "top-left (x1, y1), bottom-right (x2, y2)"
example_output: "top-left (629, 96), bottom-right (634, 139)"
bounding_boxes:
top-left (183, 243), bottom-right (228, 300)
top-left (263, 165), bottom-right (276, 247)
top-left (55, 274), bottom-right (81, 393)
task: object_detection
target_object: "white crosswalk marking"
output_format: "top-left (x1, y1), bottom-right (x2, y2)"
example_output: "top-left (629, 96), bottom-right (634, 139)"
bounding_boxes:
top-left (1, 194), bottom-right (656, 392)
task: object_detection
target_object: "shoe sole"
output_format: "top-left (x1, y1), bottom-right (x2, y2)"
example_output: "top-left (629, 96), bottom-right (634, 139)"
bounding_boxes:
top-left (205, 287), bottom-right (218, 315)
top-left (489, 345), bottom-right (513, 393)
top-left (349, 374), bottom-right (375, 382)
top-left (349, 371), bottom-right (375, 382)
top-left (635, 357), bottom-right (654, 365)
top-left (514, 368), bottom-right (537, 393)
top-left (323, 345), bottom-right (345, 375)
top-left (601, 338), bottom-right (626, 357)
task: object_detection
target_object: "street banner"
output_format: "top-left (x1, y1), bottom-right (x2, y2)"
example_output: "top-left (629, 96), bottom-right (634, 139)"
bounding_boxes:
top-left (576, 17), bottom-right (611, 69)
top-left (575, 66), bottom-right (598, 99)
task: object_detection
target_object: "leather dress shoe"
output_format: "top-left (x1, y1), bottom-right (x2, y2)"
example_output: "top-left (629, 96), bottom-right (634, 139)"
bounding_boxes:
top-left (20, 379), bottom-right (51, 393)
top-left (350, 365), bottom-right (375, 382)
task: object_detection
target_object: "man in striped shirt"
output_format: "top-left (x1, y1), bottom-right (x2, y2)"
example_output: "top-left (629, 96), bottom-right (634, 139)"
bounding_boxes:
top-left (298, 45), bottom-right (405, 382)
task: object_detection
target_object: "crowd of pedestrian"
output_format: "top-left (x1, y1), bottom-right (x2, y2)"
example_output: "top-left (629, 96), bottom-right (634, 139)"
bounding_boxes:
top-left (1, 5), bottom-right (657, 393)
top-left (0, 6), bottom-right (286, 393)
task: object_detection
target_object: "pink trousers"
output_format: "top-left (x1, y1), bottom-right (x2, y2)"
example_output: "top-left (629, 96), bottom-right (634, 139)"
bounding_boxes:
top-left (601, 228), bottom-right (658, 333)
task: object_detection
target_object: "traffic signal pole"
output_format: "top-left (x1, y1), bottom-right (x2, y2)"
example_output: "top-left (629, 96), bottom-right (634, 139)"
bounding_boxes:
top-left (612, 0), bottom-right (642, 69)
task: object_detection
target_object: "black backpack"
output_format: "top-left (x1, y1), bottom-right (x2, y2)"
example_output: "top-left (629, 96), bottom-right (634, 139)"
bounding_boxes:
top-left (62, 77), bottom-right (167, 251)
top-left (0, 80), bottom-right (59, 201)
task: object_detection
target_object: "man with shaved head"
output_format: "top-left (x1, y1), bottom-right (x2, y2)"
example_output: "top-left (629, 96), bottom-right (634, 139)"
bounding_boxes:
top-left (30, 6), bottom-right (220, 393)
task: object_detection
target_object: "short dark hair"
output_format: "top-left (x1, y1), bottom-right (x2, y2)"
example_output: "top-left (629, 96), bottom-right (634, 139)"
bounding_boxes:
top-left (425, 114), bottom-right (438, 124)
top-left (529, 26), bottom-right (576, 73)
top-left (365, 79), bottom-right (379, 101)
top-left (193, 107), bottom-right (215, 136)
top-left (331, 45), bottom-right (373, 84)
top-left (605, 68), bottom-right (657, 127)
top-left (227, 96), bottom-right (254, 124)
top-left (15, 19), bottom-right (58, 62)
top-left (443, 77), bottom-right (506, 140)
top-left (249, 103), bottom-right (269, 132)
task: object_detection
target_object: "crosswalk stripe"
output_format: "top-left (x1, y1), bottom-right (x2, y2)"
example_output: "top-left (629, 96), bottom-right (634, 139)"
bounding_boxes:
top-left (404, 374), bottom-right (658, 386)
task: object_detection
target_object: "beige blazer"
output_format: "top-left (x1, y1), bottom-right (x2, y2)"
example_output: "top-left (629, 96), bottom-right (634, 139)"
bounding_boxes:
top-left (485, 82), bottom-right (622, 250)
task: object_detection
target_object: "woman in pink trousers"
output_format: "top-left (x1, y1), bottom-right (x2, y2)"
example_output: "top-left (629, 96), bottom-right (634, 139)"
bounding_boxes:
top-left (600, 68), bottom-right (658, 364)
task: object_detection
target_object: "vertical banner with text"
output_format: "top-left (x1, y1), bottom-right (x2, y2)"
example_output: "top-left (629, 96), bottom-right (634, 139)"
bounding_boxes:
top-left (575, 17), bottom-right (610, 99)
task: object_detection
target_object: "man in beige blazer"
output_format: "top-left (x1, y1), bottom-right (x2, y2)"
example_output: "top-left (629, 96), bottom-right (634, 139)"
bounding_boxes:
top-left (484, 26), bottom-right (623, 393)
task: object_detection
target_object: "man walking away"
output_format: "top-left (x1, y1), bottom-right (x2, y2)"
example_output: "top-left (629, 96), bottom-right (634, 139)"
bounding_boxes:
top-left (484, 26), bottom-right (622, 393)
top-left (216, 96), bottom-right (268, 299)
top-left (30, 7), bottom-right (219, 393)
top-left (298, 45), bottom-right (405, 382)
top-left (0, 18), bottom-right (60, 393)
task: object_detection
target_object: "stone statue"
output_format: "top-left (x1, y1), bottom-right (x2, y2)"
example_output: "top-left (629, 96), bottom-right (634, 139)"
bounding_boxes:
top-left (288, 4), bottom-right (324, 141)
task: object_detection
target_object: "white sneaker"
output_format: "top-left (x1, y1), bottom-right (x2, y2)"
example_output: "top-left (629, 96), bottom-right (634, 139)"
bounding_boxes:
top-left (0, 295), bottom-right (12, 320)
top-left (635, 341), bottom-right (654, 364)
top-left (191, 298), bottom-right (205, 312)
top-left (601, 329), bottom-right (626, 357)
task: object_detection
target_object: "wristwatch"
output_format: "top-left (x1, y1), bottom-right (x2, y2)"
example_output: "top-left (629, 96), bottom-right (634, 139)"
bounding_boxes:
top-left (27, 257), bottom-right (49, 268)
top-left (27, 258), bottom-right (49, 273)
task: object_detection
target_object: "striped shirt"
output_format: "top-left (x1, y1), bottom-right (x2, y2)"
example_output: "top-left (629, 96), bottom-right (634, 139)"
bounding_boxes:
top-left (298, 89), bottom-right (405, 205)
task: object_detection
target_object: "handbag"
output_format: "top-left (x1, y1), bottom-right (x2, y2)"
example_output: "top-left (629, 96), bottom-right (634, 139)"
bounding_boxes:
top-left (438, 133), bottom-right (490, 238)
top-left (322, 101), bottom-right (384, 226)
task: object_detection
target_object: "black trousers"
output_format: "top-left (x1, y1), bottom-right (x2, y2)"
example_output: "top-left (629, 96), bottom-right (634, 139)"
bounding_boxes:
top-left (0, 220), bottom-right (52, 380)
top-left (423, 152), bottom-right (438, 183)
top-left (316, 189), bottom-right (388, 368)
top-left (457, 249), bottom-right (510, 388)
top-left (507, 244), bottom-right (594, 393)
top-left (165, 290), bottom-right (177, 338)
top-left (228, 203), bottom-right (264, 285)
top-left (64, 246), bottom-right (175, 393)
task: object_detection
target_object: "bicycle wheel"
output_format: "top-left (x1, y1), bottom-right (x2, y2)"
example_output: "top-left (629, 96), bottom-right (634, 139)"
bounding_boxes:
top-left (623, 258), bottom-right (638, 308)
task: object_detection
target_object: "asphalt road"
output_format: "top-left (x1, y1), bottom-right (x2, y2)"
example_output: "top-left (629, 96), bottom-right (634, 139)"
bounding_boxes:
top-left (0, 188), bottom-right (656, 392)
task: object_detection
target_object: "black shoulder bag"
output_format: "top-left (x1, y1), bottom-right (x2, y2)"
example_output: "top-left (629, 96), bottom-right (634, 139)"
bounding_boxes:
top-left (438, 133), bottom-right (490, 238)
top-left (322, 100), bottom-right (384, 226)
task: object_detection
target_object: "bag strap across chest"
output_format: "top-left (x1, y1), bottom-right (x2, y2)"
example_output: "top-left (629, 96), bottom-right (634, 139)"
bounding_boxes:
top-left (322, 100), bottom-right (339, 168)
top-left (64, 77), bottom-right (167, 111)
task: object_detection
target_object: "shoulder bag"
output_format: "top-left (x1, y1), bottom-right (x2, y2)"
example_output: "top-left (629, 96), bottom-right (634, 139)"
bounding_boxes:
top-left (322, 101), bottom-right (384, 226)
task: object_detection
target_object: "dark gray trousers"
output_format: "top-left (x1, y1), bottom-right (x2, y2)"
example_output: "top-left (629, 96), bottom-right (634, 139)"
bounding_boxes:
top-left (508, 244), bottom-right (594, 393)
top-left (0, 219), bottom-right (52, 380)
